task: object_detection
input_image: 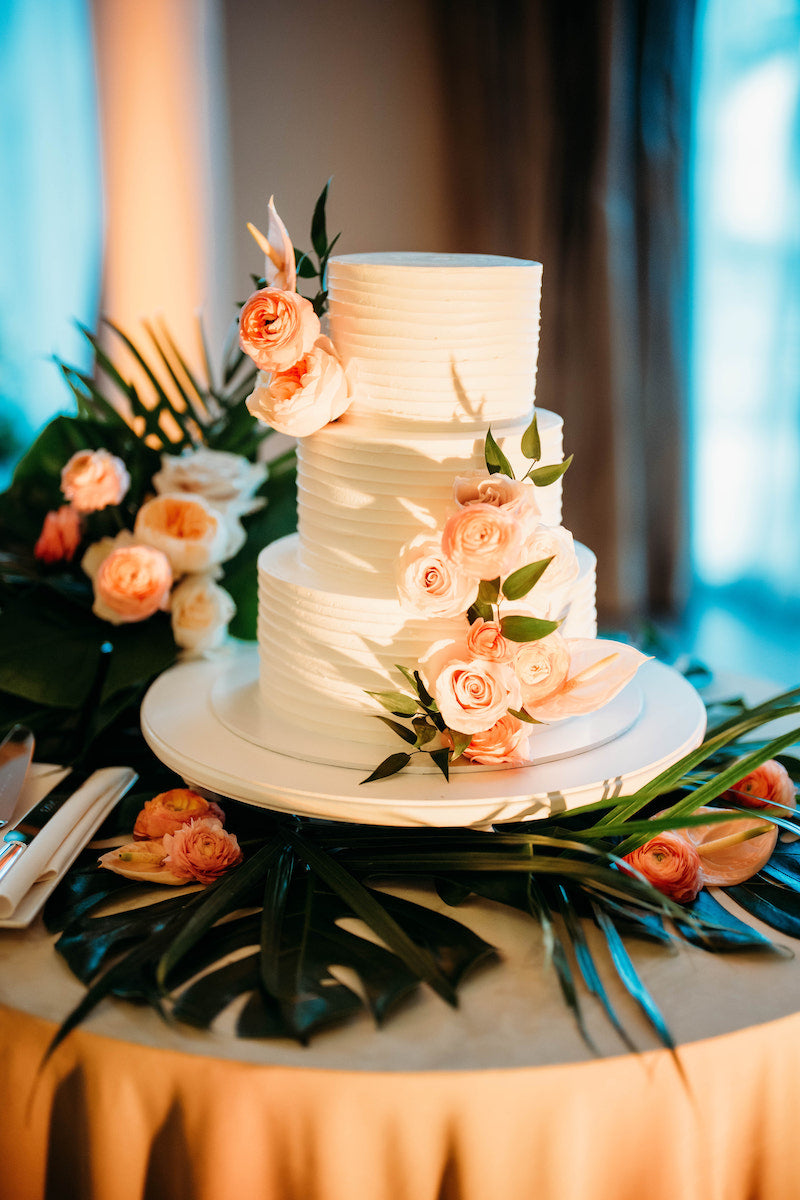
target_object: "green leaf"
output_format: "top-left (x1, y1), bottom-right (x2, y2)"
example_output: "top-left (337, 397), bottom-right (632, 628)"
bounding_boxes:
top-left (520, 412), bottom-right (541, 461)
top-left (366, 690), bottom-right (419, 717)
top-left (293, 248), bottom-right (319, 279)
top-left (260, 844), bottom-right (296, 998)
top-left (375, 715), bottom-right (417, 746)
top-left (430, 747), bottom-right (450, 781)
top-left (502, 556), bottom-right (554, 601)
top-left (310, 178), bottom-right (332, 259)
top-left (527, 455), bottom-right (573, 486)
top-left (450, 730), bottom-right (472, 761)
top-left (412, 717), bottom-right (437, 748)
top-left (591, 900), bottom-right (677, 1054)
top-left (507, 708), bottom-right (541, 724)
top-left (484, 427), bottom-right (514, 478)
top-left (499, 614), bottom-right (561, 642)
top-left (468, 600), bottom-right (495, 623)
top-left (359, 752), bottom-right (412, 785)
top-left (477, 577), bottom-right (500, 606)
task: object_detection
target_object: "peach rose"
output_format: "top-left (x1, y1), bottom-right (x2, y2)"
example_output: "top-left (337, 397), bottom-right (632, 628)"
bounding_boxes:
top-left (453, 471), bottom-right (540, 532)
top-left (514, 633), bottom-right (572, 709)
top-left (622, 832), bottom-right (703, 903)
top-left (723, 760), bottom-right (796, 812)
top-left (60, 448), bottom-right (130, 512)
top-left (163, 817), bottom-right (243, 885)
top-left (466, 619), bottom-right (514, 663)
top-left (395, 534), bottom-right (478, 618)
top-left (171, 574), bottom-right (236, 654)
top-left (423, 641), bottom-right (521, 735)
top-left (134, 493), bottom-right (236, 575)
top-left (441, 503), bottom-right (523, 580)
top-left (239, 286), bottom-right (320, 371)
top-left (462, 713), bottom-right (534, 767)
top-left (34, 505), bottom-right (82, 563)
top-left (91, 543), bottom-right (172, 625)
top-left (152, 446), bottom-right (268, 519)
top-left (245, 337), bottom-right (352, 437)
top-left (134, 787), bottom-right (225, 840)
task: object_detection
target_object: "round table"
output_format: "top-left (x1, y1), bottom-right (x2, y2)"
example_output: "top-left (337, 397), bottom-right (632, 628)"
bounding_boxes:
top-left (2, 874), bottom-right (800, 1200)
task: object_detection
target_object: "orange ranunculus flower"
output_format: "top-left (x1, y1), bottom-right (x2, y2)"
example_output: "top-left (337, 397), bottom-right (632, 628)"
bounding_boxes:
top-left (239, 286), bottom-right (320, 372)
top-left (92, 543), bottom-right (172, 625)
top-left (724, 760), bottom-right (796, 812)
top-left (163, 817), bottom-right (242, 885)
top-left (34, 505), bottom-right (82, 563)
top-left (60, 448), bottom-right (130, 512)
top-left (133, 788), bottom-right (224, 840)
top-left (622, 832), bottom-right (703, 903)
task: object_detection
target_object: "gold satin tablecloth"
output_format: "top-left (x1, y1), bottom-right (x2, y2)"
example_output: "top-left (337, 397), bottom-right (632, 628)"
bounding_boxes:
top-left (1, 880), bottom-right (799, 1200)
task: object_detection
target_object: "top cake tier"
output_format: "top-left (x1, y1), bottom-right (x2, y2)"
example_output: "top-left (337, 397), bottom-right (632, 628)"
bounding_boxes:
top-left (327, 253), bottom-right (543, 429)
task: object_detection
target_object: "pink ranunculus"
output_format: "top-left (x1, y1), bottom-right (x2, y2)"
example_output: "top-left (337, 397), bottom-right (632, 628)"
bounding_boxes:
top-left (134, 493), bottom-right (233, 575)
top-left (60, 448), bottom-right (131, 512)
top-left (453, 471), bottom-right (540, 532)
top-left (622, 832), bottom-right (703, 903)
top-left (245, 337), bottom-right (352, 437)
top-left (92, 543), bottom-right (173, 625)
top-left (134, 788), bottom-right (225, 840)
top-left (395, 534), bottom-right (478, 618)
top-left (462, 713), bottom-right (534, 766)
top-left (34, 505), bottom-right (82, 563)
top-left (423, 641), bottom-right (521, 735)
top-left (441, 503), bottom-right (523, 580)
top-left (723, 760), bottom-right (797, 812)
top-left (514, 633), bottom-right (572, 710)
top-left (466, 619), bottom-right (514, 663)
top-left (238, 286), bottom-right (320, 372)
top-left (521, 638), bottom-right (650, 721)
top-left (162, 817), bottom-right (243, 885)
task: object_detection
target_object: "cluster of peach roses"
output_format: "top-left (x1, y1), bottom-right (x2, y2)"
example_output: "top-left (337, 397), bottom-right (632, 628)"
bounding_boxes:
top-left (238, 198), bottom-right (354, 437)
top-left (34, 444), bottom-right (266, 652)
top-left (621, 759), bottom-right (797, 902)
top-left (99, 788), bottom-right (242, 885)
top-left (390, 466), bottom-right (647, 766)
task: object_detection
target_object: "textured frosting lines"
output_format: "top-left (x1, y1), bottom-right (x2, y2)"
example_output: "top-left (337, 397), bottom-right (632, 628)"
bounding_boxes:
top-left (327, 254), bottom-right (543, 427)
top-left (298, 410), bottom-right (565, 589)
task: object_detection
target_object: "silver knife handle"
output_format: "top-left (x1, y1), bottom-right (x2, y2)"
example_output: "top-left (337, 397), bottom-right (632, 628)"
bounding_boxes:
top-left (0, 841), bottom-right (26, 884)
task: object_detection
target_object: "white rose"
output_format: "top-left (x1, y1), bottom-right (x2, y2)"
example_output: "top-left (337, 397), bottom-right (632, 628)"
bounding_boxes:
top-left (152, 447), bottom-right (268, 518)
top-left (395, 534), bottom-right (478, 617)
top-left (134, 493), bottom-right (232, 575)
top-left (505, 524), bottom-right (580, 620)
top-left (245, 336), bottom-right (353, 438)
top-left (171, 574), bottom-right (236, 654)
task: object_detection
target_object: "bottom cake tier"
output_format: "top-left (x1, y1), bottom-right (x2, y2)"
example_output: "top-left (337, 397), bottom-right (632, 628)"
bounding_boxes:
top-left (257, 533), bottom-right (598, 753)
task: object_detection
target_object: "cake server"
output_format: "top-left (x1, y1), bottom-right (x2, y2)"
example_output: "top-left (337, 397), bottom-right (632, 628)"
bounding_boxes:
top-left (0, 767), bottom-right (91, 883)
top-left (0, 726), bottom-right (35, 829)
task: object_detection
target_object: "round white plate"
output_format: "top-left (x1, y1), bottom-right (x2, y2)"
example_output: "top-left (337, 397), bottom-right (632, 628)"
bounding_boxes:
top-left (209, 648), bottom-right (643, 773)
top-left (141, 648), bottom-right (706, 828)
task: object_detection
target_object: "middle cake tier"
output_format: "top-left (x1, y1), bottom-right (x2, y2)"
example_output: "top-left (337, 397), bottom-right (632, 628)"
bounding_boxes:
top-left (297, 407), bottom-right (565, 593)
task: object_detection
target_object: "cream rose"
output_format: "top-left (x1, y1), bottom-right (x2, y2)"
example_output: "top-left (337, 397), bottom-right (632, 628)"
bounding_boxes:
top-left (60, 448), bottom-right (131, 512)
top-left (134, 493), bottom-right (234, 575)
top-left (514, 633), bottom-right (572, 710)
top-left (507, 524), bottom-right (580, 618)
top-left (171, 574), bottom-right (236, 654)
top-left (239, 286), bottom-right (320, 371)
top-left (423, 641), bottom-right (521, 735)
top-left (134, 788), bottom-right (224, 840)
top-left (245, 337), bottom-right (352, 437)
top-left (91, 543), bottom-right (173, 625)
top-left (453, 471), bottom-right (540, 532)
top-left (466, 619), bottom-right (514, 663)
top-left (622, 832), bottom-right (703, 903)
top-left (395, 534), bottom-right (478, 617)
top-left (163, 817), bottom-right (243, 885)
top-left (152, 447), bottom-right (268, 518)
top-left (441, 503), bottom-right (523, 580)
top-left (34, 505), bottom-right (82, 563)
top-left (462, 713), bottom-right (534, 766)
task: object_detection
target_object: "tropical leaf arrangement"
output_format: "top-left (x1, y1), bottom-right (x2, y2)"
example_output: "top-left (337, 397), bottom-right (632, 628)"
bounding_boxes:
top-left (42, 681), bottom-right (800, 1055)
top-left (0, 183), bottom-right (339, 769)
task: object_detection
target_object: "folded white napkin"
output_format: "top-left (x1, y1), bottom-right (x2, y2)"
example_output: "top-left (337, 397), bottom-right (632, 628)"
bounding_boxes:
top-left (0, 765), bottom-right (137, 926)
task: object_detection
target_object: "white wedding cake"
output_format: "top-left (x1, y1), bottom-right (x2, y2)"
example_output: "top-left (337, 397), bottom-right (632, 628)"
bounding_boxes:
top-left (254, 253), bottom-right (602, 763)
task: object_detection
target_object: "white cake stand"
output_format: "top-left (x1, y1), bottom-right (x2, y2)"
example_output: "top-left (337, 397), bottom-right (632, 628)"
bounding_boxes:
top-left (140, 644), bottom-right (707, 828)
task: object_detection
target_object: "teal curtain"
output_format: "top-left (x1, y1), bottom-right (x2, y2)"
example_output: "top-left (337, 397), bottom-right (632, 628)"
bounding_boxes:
top-left (0, 0), bottom-right (102, 486)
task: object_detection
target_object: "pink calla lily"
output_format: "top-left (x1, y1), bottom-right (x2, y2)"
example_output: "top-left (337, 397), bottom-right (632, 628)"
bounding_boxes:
top-left (247, 195), bottom-right (296, 291)
top-left (523, 638), bottom-right (650, 721)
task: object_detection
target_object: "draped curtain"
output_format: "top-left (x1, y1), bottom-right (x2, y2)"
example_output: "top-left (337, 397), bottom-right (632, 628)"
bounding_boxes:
top-left (432, 0), bottom-right (696, 623)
